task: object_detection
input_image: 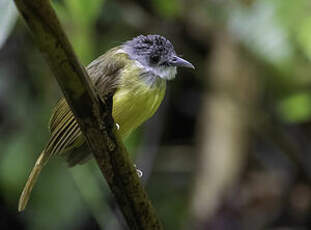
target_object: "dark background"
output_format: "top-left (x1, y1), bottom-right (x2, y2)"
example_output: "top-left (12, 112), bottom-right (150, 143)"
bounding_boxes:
top-left (1, 0), bottom-right (311, 229)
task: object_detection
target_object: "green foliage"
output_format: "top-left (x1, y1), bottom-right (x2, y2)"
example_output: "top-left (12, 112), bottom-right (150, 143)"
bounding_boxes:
top-left (297, 17), bottom-right (311, 60)
top-left (278, 92), bottom-right (311, 123)
top-left (65, 0), bottom-right (104, 26)
top-left (276, 0), bottom-right (311, 60)
top-left (54, 0), bottom-right (105, 63)
top-left (152, 0), bottom-right (181, 19)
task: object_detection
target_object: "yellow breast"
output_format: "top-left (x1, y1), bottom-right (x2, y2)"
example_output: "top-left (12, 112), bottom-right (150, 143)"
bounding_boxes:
top-left (112, 63), bottom-right (166, 138)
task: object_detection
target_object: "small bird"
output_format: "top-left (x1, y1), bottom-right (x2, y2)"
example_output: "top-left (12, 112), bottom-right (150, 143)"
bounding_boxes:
top-left (18, 34), bottom-right (194, 211)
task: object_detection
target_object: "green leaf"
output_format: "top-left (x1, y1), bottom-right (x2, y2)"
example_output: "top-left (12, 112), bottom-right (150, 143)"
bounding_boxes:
top-left (278, 92), bottom-right (311, 123)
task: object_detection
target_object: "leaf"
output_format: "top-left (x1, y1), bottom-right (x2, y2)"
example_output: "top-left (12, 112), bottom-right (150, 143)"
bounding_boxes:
top-left (278, 92), bottom-right (311, 123)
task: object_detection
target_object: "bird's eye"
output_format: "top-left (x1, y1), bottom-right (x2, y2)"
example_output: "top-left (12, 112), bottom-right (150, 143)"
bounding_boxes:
top-left (150, 55), bottom-right (160, 64)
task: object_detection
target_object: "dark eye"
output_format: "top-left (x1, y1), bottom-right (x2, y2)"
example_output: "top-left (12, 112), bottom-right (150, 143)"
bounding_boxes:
top-left (150, 55), bottom-right (160, 64)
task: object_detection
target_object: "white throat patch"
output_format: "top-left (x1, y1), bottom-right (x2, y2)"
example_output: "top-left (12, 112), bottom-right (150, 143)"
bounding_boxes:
top-left (135, 61), bottom-right (177, 80)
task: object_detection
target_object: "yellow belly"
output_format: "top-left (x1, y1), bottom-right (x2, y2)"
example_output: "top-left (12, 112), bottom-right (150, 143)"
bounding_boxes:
top-left (112, 80), bottom-right (166, 138)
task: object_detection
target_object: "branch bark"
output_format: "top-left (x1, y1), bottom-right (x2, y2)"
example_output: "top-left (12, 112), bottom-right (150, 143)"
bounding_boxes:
top-left (13, 0), bottom-right (163, 229)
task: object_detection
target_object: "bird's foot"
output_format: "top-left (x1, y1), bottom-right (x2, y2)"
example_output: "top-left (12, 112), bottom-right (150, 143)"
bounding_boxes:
top-left (134, 164), bottom-right (143, 178)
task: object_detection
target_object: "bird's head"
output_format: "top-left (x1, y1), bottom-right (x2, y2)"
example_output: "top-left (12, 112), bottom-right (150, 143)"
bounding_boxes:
top-left (123, 34), bottom-right (194, 80)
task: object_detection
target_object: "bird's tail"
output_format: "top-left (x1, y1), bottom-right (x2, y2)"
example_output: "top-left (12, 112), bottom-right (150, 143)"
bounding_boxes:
top-left (18, 151), bottom-right (45, 212)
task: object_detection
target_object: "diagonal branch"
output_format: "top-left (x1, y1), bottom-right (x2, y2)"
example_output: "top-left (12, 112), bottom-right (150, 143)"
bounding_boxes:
top-left (13, 0), bottom-right (163, 229)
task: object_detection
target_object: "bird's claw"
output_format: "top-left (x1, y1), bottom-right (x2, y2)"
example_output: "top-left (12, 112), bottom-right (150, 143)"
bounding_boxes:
top-left (134, 164), bottom-right (143, 178)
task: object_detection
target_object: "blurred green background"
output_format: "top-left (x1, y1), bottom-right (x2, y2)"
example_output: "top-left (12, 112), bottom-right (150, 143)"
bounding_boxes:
top-left (1, 0), bottom-right (311, 229)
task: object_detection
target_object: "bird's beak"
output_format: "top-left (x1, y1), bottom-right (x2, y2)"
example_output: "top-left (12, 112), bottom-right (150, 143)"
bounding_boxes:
top-left (170, 56), bottom-right (195, 69)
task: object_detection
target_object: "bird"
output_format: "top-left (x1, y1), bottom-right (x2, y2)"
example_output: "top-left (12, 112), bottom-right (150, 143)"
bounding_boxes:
top-left (18, 34), bottom-right (194, 211)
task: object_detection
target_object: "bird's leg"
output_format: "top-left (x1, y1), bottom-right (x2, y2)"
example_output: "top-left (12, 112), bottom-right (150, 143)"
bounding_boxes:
top-left (113, 123), bottom-right (141, 176)
top-left (134, 164), bottom-right (143, 178)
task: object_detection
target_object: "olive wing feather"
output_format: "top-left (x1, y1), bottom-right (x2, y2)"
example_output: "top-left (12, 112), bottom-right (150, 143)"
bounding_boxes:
top-left (45, 48), bottom-right (127, 162)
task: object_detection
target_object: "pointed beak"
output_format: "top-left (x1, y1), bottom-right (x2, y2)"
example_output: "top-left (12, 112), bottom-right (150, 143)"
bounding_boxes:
top-left (169, 56), bottom-right (195, 69)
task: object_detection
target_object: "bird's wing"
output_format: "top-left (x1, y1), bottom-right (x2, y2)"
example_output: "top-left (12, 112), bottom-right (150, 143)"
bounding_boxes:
top-left (45, 98), bottom-right (82, 157)
top-left (43, 47), bottom-right (128, 162)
